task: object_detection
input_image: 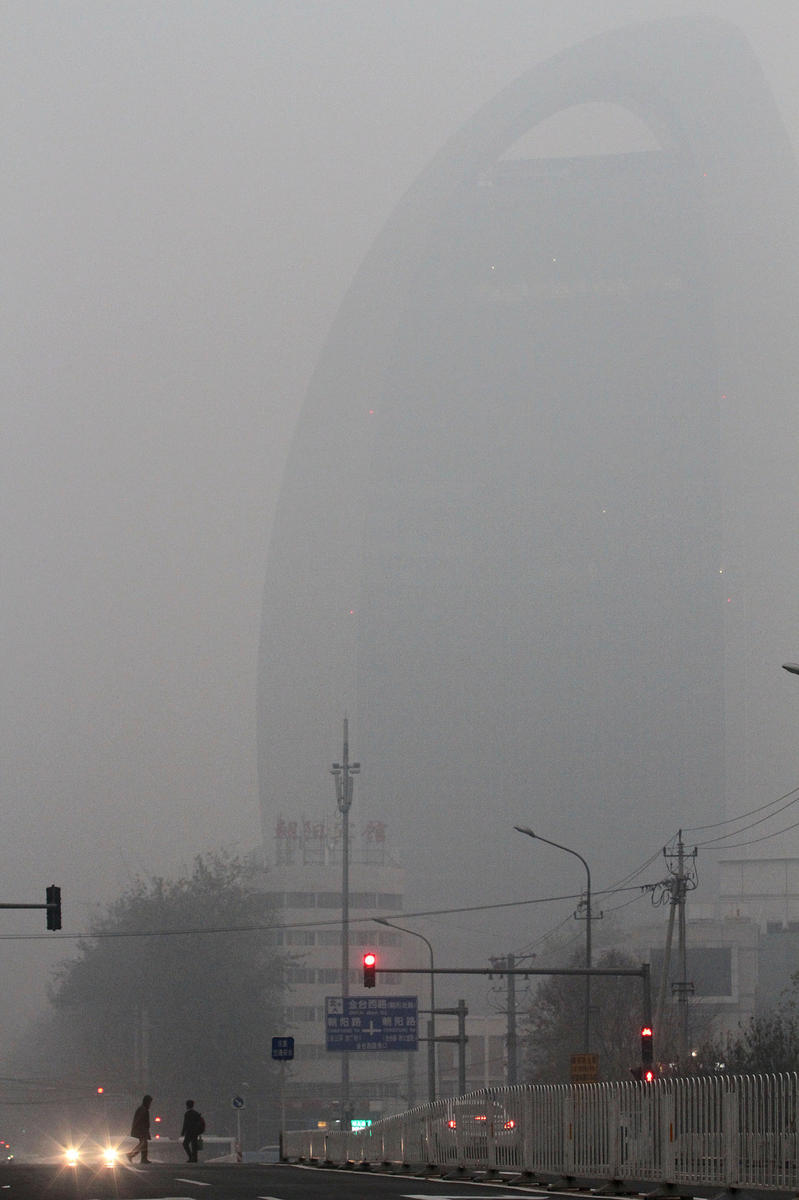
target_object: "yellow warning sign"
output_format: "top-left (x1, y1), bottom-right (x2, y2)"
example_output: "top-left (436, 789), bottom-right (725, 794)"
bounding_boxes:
top-left (570, 1052), bottom-right (599, 1083)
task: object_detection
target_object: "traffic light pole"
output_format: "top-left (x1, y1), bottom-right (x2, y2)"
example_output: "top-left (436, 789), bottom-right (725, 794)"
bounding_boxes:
top-left (371, 963), bottom-right (653, 1065)
top-left (435, 1001), bottom-right (468, 1093)
top-left (0, 887), bottom-right (62, 930)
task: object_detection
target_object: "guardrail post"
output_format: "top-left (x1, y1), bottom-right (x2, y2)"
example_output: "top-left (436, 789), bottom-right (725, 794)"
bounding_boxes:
top-left (723, 1079), bottom-right (739, 1188)
top-left (660, 1085), bottom-right (676, 1182)
top-left (608, 1090), bottom-right (621, 1179)
top-left (564, 1090), bottom-right (576, 1178)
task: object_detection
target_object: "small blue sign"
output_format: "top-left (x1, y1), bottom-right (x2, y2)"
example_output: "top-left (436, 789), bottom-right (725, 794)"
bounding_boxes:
top-left (325, 995), bottom-right (418, 1052)
top-left (271, 1035), bottom-right (295, 1061)
top-left (232, 1095), bottom-right (245, 1109)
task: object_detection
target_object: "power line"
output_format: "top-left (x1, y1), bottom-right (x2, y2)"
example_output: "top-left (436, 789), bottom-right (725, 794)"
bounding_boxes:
top-left (697, 813), bottom-right (799, 850)
top-left (683, 783), bottom-right (799, 834)
top-left (0, 883), bottom-right (656, 942)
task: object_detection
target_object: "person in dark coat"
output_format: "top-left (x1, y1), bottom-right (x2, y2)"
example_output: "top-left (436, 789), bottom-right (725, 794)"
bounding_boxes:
top-left (180, 1099), bottom-right (205, 1162)
top-left (127, 1094), bottom-right (152, 1162)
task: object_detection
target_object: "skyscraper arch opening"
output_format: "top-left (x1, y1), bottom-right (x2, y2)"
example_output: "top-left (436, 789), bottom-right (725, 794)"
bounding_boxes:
top-left (501, 101), bottom-right (664, 161)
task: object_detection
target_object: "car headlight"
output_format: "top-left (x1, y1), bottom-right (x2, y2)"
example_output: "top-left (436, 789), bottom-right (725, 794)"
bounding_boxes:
top-left (101, 1146), bottom-right (118, 1168)
top-left (65, 1147), bottom-right (80, 1166)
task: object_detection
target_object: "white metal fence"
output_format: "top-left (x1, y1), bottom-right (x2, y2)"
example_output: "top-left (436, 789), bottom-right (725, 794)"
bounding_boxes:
top-left (282, 1074), bottom-right (799, 1190)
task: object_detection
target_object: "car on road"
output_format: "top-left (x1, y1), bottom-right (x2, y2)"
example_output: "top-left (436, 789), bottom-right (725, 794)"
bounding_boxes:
top-left (61, 1139), bottom-right (125, 1170)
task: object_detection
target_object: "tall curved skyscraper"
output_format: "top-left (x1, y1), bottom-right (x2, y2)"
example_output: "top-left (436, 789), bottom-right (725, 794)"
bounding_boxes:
top-left (259, 17), bottom-right (799, 938)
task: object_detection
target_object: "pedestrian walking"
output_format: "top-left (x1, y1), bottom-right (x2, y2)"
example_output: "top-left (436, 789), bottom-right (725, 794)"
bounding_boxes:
top-left (126, 1094), bottom-right (153, 1162)
top-left (180, 1099), bottom-right (205, 1162)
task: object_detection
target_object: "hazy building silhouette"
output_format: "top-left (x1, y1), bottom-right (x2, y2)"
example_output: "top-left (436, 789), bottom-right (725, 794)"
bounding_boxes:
top-left (259, 17), bottom-right (799, 954)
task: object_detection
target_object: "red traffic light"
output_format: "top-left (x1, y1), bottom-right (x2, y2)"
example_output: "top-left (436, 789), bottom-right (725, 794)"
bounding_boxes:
top-left (363, 951), bottom-right (377, 988)
top-left (641, 1025), bottom-right (654, 1068)
top-left (96, 1087), bottom-right (104, 1095)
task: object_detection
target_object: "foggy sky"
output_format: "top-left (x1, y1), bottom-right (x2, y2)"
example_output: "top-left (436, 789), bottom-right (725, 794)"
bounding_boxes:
top-left (3, 1), bottom-right (799, 1048)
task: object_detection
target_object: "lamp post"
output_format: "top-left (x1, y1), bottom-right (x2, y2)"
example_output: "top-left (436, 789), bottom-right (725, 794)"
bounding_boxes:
top-left (783, 664), bottom-right (799, 675)
top-left (373, 917), bottom-right (436, 1101)
top-left (514, 825), bottom-right (592, 1053)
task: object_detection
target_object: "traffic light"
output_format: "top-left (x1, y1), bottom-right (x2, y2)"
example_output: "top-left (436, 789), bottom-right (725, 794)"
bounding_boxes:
top-left (641, 1025), bottom-right (654, 1081)
top-left (46, 885), bottom-right (61, 931)
top-left (363, 951), bottom-right (377, 988)
top-left (641, 1025), bottom-right (653, 1062)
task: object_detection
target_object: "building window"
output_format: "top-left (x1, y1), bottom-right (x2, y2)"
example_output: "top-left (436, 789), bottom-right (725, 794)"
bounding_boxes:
top-left (469, 1035), bottom-right (485, 1074)
top-left (282, 1005), bottom-right (324, 1022)
top-left (294, 1043), bottom-right (327, 1060)
top-left (286, 967), bottom-right (316, 983)
top-left (488, 1035), bottom-right (506, 1074)
top-left (285, 930), bottom-right (317, 946)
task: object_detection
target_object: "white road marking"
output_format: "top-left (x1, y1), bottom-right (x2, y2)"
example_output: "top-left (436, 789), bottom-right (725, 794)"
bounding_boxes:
top-left (174, 1178), bottom-right (213, 1187)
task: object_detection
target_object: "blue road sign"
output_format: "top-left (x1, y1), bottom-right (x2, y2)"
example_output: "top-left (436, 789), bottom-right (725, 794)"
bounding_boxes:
top-left (232, 1095), bottom-right (245, 1109)
top-left (325, 995), bottom-right (418, 1052)
top-left (271, 1036), bottom-right (294, 1061)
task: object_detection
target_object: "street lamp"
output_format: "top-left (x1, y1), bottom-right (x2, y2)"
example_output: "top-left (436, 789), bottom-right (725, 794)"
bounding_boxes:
top-left (514, 825), bottom-right (592, 1053)
top-left (783, 664), bottom-right (799, 675)
top-left (373, 917), bottom-right (436, 1101)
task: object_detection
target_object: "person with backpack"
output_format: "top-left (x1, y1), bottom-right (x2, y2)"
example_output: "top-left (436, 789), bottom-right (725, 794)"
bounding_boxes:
top-left (180, 1099), bottom-right (205, 1162)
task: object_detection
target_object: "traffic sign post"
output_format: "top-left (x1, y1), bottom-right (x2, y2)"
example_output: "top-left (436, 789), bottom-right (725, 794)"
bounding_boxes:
top-left (271, 1037), bottom-right (294, 1131)
top-left (232, 1095), bottom-right (245, 1157)
top-left (325, 995), bottom-right (418, 1052)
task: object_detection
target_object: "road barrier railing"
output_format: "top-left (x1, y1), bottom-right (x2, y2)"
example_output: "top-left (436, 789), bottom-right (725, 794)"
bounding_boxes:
top-left (281, 1072), bottom-right (799, 1190)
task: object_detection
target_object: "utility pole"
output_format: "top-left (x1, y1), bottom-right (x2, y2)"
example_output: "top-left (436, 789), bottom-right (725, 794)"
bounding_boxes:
top-left (651, 831), bottom-right (697, 1067)
top-left (674, 832), bottom-right (696, 1065)
top-left (331, 716), bottom-right (359, 1127)
top-left (491, 952), bottom-right (534, 1084)
top-left (507, 955), bottom-right (516, 1084)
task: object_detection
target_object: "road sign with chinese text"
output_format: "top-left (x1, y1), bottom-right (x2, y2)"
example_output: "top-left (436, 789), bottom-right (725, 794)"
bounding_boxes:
top-left (325, 995), bottom-right (418, 1051)
top-left (271, 1036), bottom-right (295, 1060)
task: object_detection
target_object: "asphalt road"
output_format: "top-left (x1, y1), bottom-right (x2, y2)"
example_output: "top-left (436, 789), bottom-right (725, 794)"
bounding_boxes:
top-left (0, 1161), bottom-right (548, 1200)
